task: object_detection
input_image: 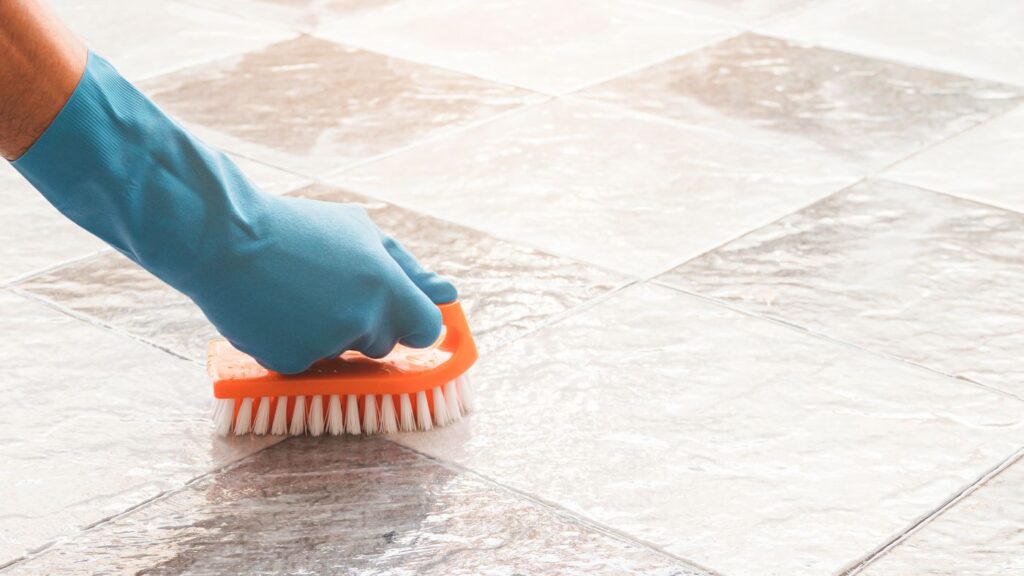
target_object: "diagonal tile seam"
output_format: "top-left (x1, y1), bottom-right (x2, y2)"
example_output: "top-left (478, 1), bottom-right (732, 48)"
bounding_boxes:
top-left (171, 0), bottom-right (331, 34)
top-left (0, 247), bottom-right (113, 289)
top-left (840, 447), bottom-right (1024, 576)
top-left (383, 438), bottom-right (725, 576)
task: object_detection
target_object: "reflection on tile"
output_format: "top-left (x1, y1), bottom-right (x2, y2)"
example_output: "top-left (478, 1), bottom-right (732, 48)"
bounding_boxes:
top-left (317, 0), bottom-right (737, 93)
top-left (885, 104), bottom-right (1024, 213)
top-left (0, 164), bottom-right (107, 284)
top-left (19, 183), bottom-right (621, 360)
top-left (764, 0), bottom-right (1024, 86)
top-left (581, 33), bottom-right (1021, 170)
top-left (860, 455), bottom-right (1024, 576)
top-left (229, 155), bottom-right (314, 196)
top-left (661, 179), bottom-right (1024, 396)
top-left (334, 98), bottom-right (861, 276)
top-left (395, 283), bottom-right (1024, 576)
top-left (3, 438), bottom-right (699, 576)
top-left (143, 35), bottom-right (535, 177)
top-left (638, 0), bottom-right (814, 24)
top-left (181, 0), bottom-right (398, 30)
top-left (48, 0), bottom-right (294, 81)
top-left (0, 291), bottom-right (278, 566)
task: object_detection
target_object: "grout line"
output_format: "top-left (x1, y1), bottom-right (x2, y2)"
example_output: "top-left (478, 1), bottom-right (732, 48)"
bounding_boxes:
top-left (2, 248), bottom-right (113, 288)
top-left (652, 279), bottom-right (1024, 402)
top-left (840, 447), bottom-right (1024, 575)
top-left (385, 439), bottom-right (725, 576)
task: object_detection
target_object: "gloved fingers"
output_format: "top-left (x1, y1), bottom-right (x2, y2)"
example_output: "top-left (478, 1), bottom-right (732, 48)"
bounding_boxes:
top-left (379, 232), bottom-right (458, 305)
top-left (390, 275), bottom-right (445, 349)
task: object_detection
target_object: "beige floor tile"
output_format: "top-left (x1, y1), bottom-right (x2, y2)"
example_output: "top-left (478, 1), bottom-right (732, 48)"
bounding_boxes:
top-left (394, 282), bottom-right (1024, 576)
top-left (0, 290), bottom-right (279, 566)
top-left (885, 104), bottom-right (1024, 213)
top-left (18, 182), bottom-right (621, 361)
top-left (334, 98), bottom-right (861, 276)
top-left (580, 33), bottom-right (1021, 170)
top-left (762, 0), bottom-right (1024, 86)
top-left (180, 0), bottom-right (398, 30)
top-left (859, 455), bottom-right (1024, 576)
top-left (2, 438), bottom-right (701, 576)
top-left (0, 164), bottom-right (107, 284)
top-left (143, 35), bottom-right (535, 177)
top-left (636, 0), bottom-right (813, 24)
top-left (48, 0), bottom-right (295, 81)
top-left (316, 0), bottom-right (737, 94)
top-left (661, 179), bottom-right (1024, 397)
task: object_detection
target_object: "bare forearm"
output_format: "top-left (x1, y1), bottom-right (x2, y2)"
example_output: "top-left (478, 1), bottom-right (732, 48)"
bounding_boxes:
top-left (0, 0), bottom-right (86, 160)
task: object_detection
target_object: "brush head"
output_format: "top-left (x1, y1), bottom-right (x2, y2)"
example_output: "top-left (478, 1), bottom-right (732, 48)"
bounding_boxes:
top-left (208, 301), bottom-right (477, 436)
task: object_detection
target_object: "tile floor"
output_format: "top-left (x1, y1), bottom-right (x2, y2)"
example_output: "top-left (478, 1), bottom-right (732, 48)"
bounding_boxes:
top-left (3, 1), bottom-right (1024, 575)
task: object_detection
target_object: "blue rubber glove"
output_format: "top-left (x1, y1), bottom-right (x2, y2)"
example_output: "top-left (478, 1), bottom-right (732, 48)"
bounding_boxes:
top-left (13, 52), bottom-right (456, 374)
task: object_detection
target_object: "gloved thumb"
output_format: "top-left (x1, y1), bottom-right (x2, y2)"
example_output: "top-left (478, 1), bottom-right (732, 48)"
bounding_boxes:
top-left (379, 233), bottom-right (458, 304)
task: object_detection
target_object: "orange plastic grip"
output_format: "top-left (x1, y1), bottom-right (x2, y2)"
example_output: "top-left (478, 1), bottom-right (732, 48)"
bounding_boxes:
top-left (208, 301), bottom-right (478, 399)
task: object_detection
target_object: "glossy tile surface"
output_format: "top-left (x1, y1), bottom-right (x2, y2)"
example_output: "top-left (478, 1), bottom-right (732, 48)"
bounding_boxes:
top-left (662, 179), bottom-right (1024, 396)
top-left (885, 104), bottom-right (1024, 213)
top-left (860, 455), bottom-right (1024, 576)
top-left (637, 0), bottom-right (813, 24)
top-left (3, 438), bottom-right (699, 576)
top-left (581, 33), bottom-right (1021, 170)
top-left (317, 0), bottom-right (737, 93)
top-left (764, 0), bottom-right (1024, 86)
top-left (0, 290), bottom-right (278, 567)
top-left (18, 183), bottom-right (621, 360)
top-left (143, 35), bottom-right (535, 177)
top-left (48, 0), bottom-right (294, 81)
top-left (0, 164), bottom-right (107, 284)
top-left (395, 283), bottom-right (1024, 576)
top-left (335, 98), bottom-right (861, 276)
top-left (181, 0), bottom-right (393, 30)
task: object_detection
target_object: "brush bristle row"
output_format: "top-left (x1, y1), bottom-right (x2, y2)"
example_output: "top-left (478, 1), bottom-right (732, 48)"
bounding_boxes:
top-left (212, 376), bottom-right (474, 437)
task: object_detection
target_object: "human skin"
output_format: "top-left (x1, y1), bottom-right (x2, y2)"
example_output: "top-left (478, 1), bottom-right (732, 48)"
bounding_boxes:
top-left (0, 0), bottom-right (87, 160)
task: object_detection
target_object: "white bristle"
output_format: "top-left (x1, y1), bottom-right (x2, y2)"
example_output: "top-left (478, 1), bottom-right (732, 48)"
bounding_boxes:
top-left (380, 394), bottom-right (398, 434)
top-left (444, 380), bottom-right (462, 421)
top-left (363, 394), bottom-right (379, 434)
top-left (399, 394), bottom-right (416, 432)
top-left (289, 395), bottom-right (306, 436)
top-left (457, 375), bottom-right (475, 413)
top-left (271, 396), bottom-right (289, 435)
top-left (308, 395), bottom-right (325, 436)
top-left (252, 397), bottom-right (271, 435)
top-left (234, 398), bottom-right (253, 435)
top-left (431, 386), bottom-right (451, 427)
top-left (213, 398), bottom-right (235, 436)
top-left (416, 390), bottom-right (432, 431)
top-left (345, 394), bottom-right (361, 435)
top-left (327, 394), bottom-right (343, 435)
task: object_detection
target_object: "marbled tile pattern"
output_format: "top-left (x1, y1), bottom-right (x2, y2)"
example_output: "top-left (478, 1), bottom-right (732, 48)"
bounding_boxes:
top-left (0, 290), bottom-right (279, 567)
top-left (859, 455), bottom-right (1024, 576)
top-left (47, 0), bottom-right (294, 81)
top-left (885, 104), bottom-right (1024, 213)
top-left (181, 0), bottom-right (395, 30)
top-left (638, 0), bottom-right (813, 23)
top-left (2, 438), bottom-right (700, 576)
top-left (143, 35), bottom-right (535, 177)
top-left (581, 33), bottom-right (1022, 169)
top-left (0, 164), bottom-right (106, 284)
top-left (661, 179), bottom-right (1024, 396)
top-left (395, 283), bottom-right (1024, 576)
top-left (335, 98), bottom-right (861, 276)
top-left (316, 0), bottom-right (737, 93)
top-left (18, 183), bottom-right (621, 360)
top-left (764, 0), bottom-right (1024, 86)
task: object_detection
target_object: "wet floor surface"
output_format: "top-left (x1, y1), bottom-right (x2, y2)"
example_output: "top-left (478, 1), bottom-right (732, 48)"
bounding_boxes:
top-left (3, 1), bottom-right (1024, 574)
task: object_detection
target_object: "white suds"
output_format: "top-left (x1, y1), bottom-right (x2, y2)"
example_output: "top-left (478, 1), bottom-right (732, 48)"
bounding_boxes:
top-left (380, 394), bottom-right (398, 434)
top-left (271, 396), bottom-right (289, 435)
top-left (416, 390), bottom-right (432, 431)
top-left (308, 395), bottom-right (325, 436)
top-left (327, 394), bottom-right (343, 435)
top-left (399, 394), bottom-right (416, 432)
top-left (363, 394), bottom-right (379, 434)
top-left (289, 395), bottom-right (306, 436)
top-left (253, 397), bottom-right (271, 435)
top-left (345, 394), bottom-right (361, 435)
top-left (431, 386), bottom-right (450, 427)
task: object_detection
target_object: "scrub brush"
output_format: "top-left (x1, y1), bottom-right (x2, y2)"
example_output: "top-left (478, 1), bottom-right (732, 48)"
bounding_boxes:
top-left (208, 301), bottom-right (477, 436)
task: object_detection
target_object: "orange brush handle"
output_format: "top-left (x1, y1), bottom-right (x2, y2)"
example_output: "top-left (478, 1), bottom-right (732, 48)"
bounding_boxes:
top-left (209, 301), bottom-right (478, 399)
